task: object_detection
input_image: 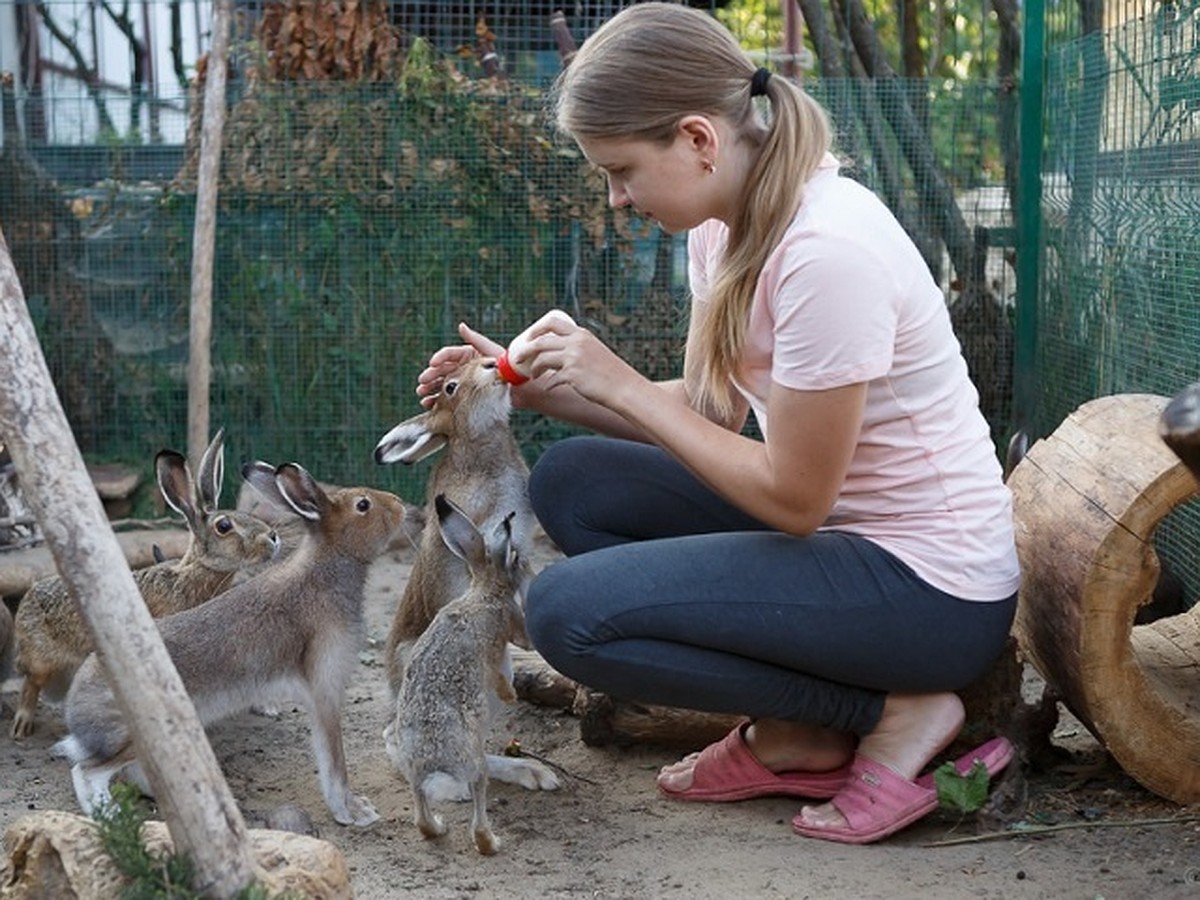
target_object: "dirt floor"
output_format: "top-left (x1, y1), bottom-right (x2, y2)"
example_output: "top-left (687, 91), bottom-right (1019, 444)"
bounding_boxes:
top-left (2, 532), bottom-right (1199, 899)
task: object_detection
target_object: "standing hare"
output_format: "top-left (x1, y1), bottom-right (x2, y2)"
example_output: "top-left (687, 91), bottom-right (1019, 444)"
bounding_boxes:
top-left (374, 356), bottom-right (534, 691)
top-left (55, 461), bottom-right (418, 826)
top-left (384, 494), bottom-right (535, 855)
top-left (10, 430), bottom-right (280, 738)
top-left (374, 355), bottom-right (557, 793)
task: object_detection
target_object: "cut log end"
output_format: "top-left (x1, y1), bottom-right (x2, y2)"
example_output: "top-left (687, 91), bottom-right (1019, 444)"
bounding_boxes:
top-left (1010, 393), bottom-right (1200, 804)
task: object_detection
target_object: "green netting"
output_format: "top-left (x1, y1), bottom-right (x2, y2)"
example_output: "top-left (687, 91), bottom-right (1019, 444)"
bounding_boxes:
top-left (1031, 0), bottom-right (1200, 609)
top-left (3, 1), bottom-right (1012, 516)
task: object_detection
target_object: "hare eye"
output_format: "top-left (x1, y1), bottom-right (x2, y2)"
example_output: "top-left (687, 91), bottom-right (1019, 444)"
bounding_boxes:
top-left (213, 516), bottom-right (234, 535)
top-left (356, 496), bottom-right (372, 513)
top-left (444, 379), bottom-right (459, 397)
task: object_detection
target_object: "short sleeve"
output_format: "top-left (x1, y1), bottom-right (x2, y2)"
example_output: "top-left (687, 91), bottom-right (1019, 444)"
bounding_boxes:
top-left (762, 225), bottom-right (900, 391)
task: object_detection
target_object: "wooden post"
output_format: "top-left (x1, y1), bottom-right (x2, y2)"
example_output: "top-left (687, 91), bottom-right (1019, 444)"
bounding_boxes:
top-left (187, 0), bottom-right (231, 474)
top-left (0, 228), bottom-right (259, 895)
top-left (1008, 393), bottom-right (1200, 804)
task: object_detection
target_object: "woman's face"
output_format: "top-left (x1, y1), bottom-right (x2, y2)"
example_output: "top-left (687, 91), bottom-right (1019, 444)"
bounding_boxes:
top-left (576, 133), bottom-right (713, 235)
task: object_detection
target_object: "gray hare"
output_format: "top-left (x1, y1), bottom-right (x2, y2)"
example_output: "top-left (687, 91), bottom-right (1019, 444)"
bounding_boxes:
top-left (384, 494), bottom-right (533, 854)
top-left (55, 461), bottom-right (419, 827)
top-left (10, 430), bottom-right (280, 738)
top-left (374, 355), bottom-right (558, 794)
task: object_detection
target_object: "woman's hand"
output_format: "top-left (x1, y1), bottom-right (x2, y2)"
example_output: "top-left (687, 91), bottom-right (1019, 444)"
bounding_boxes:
top-left (521, 319), bottom-right (645, 410)
top-left (415, 322), bottom-right (503, 408)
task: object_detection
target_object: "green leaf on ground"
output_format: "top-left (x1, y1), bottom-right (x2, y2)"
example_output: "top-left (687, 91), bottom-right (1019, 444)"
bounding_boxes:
top-left (933, 759), bottom-right (991, 813)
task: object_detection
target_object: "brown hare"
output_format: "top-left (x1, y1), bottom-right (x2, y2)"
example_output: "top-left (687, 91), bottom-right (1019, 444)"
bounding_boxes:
top-left (55, 461), bottom-right (419, 827)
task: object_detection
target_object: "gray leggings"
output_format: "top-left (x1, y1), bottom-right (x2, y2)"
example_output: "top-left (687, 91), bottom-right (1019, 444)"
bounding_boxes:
top-left (524, 436), bottom-right (1017, 737)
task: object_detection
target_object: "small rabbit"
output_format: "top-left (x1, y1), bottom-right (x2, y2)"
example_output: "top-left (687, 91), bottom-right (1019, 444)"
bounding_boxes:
top-left (384, 494), bottom-right (534, 855)
top-left (10, 430), bottom-right (281, 739)
top-left (55, 461), bottom-right (419, 826)
top-left (374, 355), bottom-right (557, 794)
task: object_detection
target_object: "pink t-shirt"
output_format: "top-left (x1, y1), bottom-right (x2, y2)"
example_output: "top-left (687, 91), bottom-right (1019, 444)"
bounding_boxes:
top-left (687, 155), bottom-right (1021, 602)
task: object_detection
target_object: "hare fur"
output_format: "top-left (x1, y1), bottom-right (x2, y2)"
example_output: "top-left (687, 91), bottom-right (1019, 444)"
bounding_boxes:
top-left (55, 461), bottom-right (418, 827)
top-left (374, 355), bottom-right (557, 794)
top-left (384, 494), bottom-right (534, 854)
top-left (10, 430), bottom-right (281, 739)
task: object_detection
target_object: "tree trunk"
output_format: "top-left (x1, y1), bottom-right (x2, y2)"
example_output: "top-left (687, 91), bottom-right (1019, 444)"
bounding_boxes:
top-left (0, 229), bottom-right (259, 896)
top-left (837, 0), bottom-right (979, 288)
top-left (1008, 393), bottom-right (1200, 804)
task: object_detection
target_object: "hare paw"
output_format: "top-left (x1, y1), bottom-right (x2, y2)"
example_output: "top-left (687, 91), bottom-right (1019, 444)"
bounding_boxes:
top-left (486, 753), bottom-right (560, 791)
top-left (11, 709), bottom-right (35, 740)
top-left (334, 794), bottom-right (379, 827)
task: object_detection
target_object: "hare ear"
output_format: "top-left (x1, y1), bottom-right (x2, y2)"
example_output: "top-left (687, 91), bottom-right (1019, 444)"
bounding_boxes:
top-left (274, 463), bottom-right (327, 521)
top-left (156, 450), bottom-right (200, 528)
top-left (240, 460), bottom-right (289, 511)
top-left (196, 428), bottom-right (226, 510)
top-left (374, 417), bottom-right (449, 465)
top-left (434, 494), bottom-right (485, 566)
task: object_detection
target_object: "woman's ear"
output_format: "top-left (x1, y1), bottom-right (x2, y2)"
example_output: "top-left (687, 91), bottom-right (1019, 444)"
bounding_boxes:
top-left (678, 115), bottom-right (719, 159)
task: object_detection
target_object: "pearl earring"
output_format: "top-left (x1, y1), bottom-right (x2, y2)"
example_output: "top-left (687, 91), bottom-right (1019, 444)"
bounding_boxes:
top-left (702, 159), bottom-right (716, 175)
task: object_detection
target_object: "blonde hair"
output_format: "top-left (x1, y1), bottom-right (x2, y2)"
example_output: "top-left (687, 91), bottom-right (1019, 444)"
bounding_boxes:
top-left (552, 2), bottom-right (832, 419)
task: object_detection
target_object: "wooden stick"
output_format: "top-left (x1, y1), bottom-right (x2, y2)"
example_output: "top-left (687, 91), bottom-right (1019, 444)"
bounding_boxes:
top-left (186, 0), bottom-right (231, 474)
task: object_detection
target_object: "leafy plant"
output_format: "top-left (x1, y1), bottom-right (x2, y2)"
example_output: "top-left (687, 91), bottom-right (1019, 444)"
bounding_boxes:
top-left (932, 759), bottom-right (993, 813)
top-left (90, 782), bottom-right (288, 899)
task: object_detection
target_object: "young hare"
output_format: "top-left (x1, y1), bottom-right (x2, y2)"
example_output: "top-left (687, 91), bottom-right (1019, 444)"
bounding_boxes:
top-left (374, 355), bottom-right (557, 793)
top-left (10, 430), bottom-right (280, 738)
top-left (56, 461), bottom-right (418, 826)
top-left (384, 494), bottom-right (534, 855)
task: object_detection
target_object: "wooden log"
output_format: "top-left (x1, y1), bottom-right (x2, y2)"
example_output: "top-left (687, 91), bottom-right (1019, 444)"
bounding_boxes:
top-left (574, 688), bottom-right (744, 751)
top-left (510, 649), bottom-right (743, 750)
top-left (0, 528), bottom-right (191, 600)
top-left (1008, 393), bottom-right (1200, 804)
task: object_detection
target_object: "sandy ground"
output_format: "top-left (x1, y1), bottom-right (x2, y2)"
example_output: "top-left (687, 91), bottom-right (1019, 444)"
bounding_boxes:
top-left (2, 536), bottom-right (1199, 900)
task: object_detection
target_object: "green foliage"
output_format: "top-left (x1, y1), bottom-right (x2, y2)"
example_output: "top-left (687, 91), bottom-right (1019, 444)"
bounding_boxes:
top-left (92, 783), bottom-right (196, 899)
top-left (932, 759), bottom-right (992, 813)
top-left (90, 783), bottom-right (295, 899)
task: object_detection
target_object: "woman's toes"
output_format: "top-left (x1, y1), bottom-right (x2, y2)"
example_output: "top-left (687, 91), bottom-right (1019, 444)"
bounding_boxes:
top-left (656, 761), bottom-right (696, 791)
top-left (797, 800), bottom-right (847, 830)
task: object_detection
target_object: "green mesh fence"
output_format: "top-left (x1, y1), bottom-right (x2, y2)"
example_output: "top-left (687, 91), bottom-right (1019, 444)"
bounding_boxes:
top-left (2, 0), bottom-right (1014, 516)
top-left (1029, 0), bottom-right (1200, 608)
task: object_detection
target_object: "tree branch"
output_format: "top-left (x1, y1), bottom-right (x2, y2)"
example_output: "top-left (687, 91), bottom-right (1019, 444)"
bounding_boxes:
top-left (34, 1), bottom-right (117, 133)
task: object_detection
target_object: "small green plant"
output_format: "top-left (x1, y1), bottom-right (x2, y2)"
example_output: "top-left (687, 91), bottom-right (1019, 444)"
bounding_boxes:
top-left (932, 759), bottom-right (993, 813)
top-left (90, 783), bottom-right (282, 900)
top-left (91, 783), bottom-right (196, 899)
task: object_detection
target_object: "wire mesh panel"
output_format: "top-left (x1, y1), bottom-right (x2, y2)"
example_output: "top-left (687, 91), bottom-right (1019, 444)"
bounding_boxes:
top-left (1, 0), bottom-right (1011, 511)
top-left (1034, 0), bottom-right (1200, 608)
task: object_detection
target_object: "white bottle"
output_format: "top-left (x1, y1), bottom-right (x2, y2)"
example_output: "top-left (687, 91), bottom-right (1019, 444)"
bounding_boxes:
top-left (496, 309), bottom-right (576, 385)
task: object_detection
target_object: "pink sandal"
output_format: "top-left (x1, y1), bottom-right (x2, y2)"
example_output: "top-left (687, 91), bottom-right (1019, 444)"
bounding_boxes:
top-left (791, 736), bottom-right (1014, 844)
top-left (658, 722), bottom-right (852, 803)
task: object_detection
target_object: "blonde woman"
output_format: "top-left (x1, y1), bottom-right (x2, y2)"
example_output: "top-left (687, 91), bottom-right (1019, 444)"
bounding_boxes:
top-left (416, 2), bottom-right (1020, 845)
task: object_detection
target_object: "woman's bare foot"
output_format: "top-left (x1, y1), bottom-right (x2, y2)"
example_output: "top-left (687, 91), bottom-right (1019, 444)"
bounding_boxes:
top-left (655, 718), bottom-right (855, 792)
top-left (795, 692), bottom-right (965, 830)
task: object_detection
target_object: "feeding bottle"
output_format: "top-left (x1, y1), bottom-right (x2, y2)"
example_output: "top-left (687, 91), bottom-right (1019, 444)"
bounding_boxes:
top-left (496, 309), bottom-right (576, 385)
